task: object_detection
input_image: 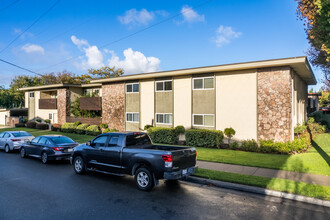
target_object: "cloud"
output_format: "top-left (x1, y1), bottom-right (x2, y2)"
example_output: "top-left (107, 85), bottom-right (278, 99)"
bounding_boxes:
top-left (118, 9), bottom-right (155, 26)
top-left (71, 35), bottom-right (104, 69)
top-left (214, 25), bottom-right (241, 47)
top-left (108, 48), bottom-right (160, 74)
top-left (180, 5), bottom-right (205, 23)
top-left (21, 44), bottom-right (45, 54)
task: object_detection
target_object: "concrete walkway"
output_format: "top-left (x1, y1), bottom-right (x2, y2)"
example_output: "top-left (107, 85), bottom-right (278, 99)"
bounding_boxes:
top-left (197, 160), bottom-right (330, 186)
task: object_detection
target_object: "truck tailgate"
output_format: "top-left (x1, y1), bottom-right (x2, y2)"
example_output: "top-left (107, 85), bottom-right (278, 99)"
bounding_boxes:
top-left (171, 148), bottom-right (196, 170)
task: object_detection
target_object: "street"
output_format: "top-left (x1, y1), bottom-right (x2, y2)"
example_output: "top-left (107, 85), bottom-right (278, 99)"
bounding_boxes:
top-left (0, 151), bottom-right (329, 220)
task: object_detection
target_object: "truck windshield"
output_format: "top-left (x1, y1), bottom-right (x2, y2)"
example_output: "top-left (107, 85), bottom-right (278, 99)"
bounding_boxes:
top-left (126, 134), bottom-right (151, 147)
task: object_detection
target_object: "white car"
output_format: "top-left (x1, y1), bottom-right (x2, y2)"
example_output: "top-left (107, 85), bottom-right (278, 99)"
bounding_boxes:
top-left (0, 131), bottom-right (35, 153)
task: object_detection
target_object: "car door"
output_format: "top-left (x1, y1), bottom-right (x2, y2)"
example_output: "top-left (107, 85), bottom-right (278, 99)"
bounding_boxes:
top-left (98, 134), bottom-right (122, 173)
top-left (2, 133), bottom-right (11, 148)
top-left (85, 135), bottom-right (109, 170)
top-left (26, 137), bottom-right (41, 155)
top-left (0, 132), bottom-right (4, 149)
top-left (36, 137), bottom-right (48, 155)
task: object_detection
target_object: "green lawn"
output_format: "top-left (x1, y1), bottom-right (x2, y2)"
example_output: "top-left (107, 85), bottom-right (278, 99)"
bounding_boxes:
top-left (196, 133), bottom-right (330, 176)
top-left (0, 127), bottom-right (95, 144)
top-left (194, 168), bottom-right (330, 200)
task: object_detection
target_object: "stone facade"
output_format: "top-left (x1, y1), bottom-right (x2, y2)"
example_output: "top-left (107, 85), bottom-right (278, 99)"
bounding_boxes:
top-left (257, 66), bottom-right (292, 142)
top-left (57, 89), bottom-right (70, 124)
top-left (102, 83), bottom-right (125, 131)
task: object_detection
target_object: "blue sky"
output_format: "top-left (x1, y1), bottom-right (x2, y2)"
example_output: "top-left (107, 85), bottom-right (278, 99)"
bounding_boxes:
top-left (0, 0), bottom-right (323, 90)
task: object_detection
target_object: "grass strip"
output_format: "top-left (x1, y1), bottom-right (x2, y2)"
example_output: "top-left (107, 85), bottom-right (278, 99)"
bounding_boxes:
top-left (194, 168), bottom-right (330, 200)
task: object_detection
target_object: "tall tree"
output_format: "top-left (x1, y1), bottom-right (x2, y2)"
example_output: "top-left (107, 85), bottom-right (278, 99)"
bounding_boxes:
top-left (295, 0), bottom-right (330, 90)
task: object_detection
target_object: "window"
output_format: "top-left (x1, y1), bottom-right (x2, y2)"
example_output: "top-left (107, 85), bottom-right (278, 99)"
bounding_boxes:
top-left (156, 113), bottom-right (172, 124)
top-left (31, 137), bottom-right (41, 144)
top-left (50, 136), bottom-right (75, 144)
top-left (29, 92), bottom-right (34, 98)
top-left (126, 83), bottom-right (139, 93)
top-left (38, 137), bottom-right (48, 145)
top-left (94, 89), bottom-right (100, 95)
top-left (108, 135), bottom-right (119, 147)
top-left (0, 133), bottom-right (4, 138)
top-left (193, 77), bottom-right (214, 90)
top-left (92, 135), bottom-right (108, 147)
top-left (3, 133), bottom-right (10, 138)
top-left (193, 114), bottom-right (215, 127)
top-left (49, 113), bottom-right (53, 120)
top-left (155, 80), bottom-right (172, 92)
top-left (12, 132), bottom-right (31, 137)
top-left (126, 134), bottom-right (151, 147)
top-left (126, 113), bottom-right (139, 123)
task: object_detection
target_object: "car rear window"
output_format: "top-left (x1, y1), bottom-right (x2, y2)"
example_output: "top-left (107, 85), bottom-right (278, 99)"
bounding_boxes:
top-left (50, 136), bottom-right (75, 144)
top-left (126, 134), bottom-right (151, 147)
top-left (12, 132), bottom-right (32, 137)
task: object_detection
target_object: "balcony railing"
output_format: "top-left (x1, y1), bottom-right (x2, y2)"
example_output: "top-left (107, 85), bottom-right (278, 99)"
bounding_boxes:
top-left (80, 97), bottom-right (102, 111)
top-left (39, 99), bottom-right (57, 109)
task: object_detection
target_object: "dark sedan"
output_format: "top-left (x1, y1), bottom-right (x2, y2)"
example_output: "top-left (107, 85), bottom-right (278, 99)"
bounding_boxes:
top-left (20, 135), bottom-right (79, 164)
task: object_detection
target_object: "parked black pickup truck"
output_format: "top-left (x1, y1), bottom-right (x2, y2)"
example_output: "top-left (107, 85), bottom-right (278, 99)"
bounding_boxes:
top-left (71, 132), bottom-right (197, 191)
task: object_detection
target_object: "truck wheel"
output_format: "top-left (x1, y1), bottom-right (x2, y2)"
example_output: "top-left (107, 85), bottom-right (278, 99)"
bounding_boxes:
top-left (135, 167), bottom-right (154, 191)
top-left (73, 156), bottom-right (85, 174)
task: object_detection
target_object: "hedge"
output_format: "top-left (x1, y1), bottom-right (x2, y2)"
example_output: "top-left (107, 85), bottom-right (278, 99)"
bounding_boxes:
top-left (86, 125), bottom-right (101, 136)
top-left (26, 121), bottom-right (37, 128)
top-left (76, 124), bottom-right (89, 134)
top-left (15, 123), bottom-right (26, 128)
top-left (61, 123), bottom-right (77, 133)
top-left (147, 127), bottom-right (178, 144)
top-left (36, 123), bottom-right (49, 130)
top-left (103, 128), bottom-right (118, 133)
top-left (185, 129), bottom-right (224, 148)
top-left (51, 124), bottom-right (62, 132)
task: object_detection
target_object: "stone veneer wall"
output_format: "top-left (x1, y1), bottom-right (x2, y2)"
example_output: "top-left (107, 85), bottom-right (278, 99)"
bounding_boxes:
top-left (57, 88), bottom-right (70, 124)
top-left (102, 83), bottom-right (125, 131)
top-left (257, 66), bottom-right (292, 142)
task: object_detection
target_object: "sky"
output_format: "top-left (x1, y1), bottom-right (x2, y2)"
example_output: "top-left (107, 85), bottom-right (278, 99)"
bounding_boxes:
top-left (0, 0), bottom-right (324, 90)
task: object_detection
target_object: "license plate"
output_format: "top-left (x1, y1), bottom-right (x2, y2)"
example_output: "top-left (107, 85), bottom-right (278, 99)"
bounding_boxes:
top-left (182, 169), bottom-right (187, 175)
top-left (67, 148), bottom-right (73, 152)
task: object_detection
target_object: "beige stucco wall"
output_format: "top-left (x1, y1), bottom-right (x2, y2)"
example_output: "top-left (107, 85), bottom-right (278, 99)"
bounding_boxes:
top-left (70, 87), bottom-right (83, 103)
top-left (126, 122), bottom-right (140, 131)
top-left (155, 92), bottom-right (173, 114)
top-left (140, 80), bottom-right (155, 129)
top-left (192, 90), bottom-right (215, 115)
top-left (126, 93), bottom-right (140, 112)
top-left (34, 91), bottom-right (58, 123)
top-left (24, 92), bottom-right (29, 108)
top-left (28, 92), bottom-right (35, 120)
top-left (173, 76), bottom-right (192, 129)
top-left (0, 110), bottom-right (10, 125)
top-left (216, 70), bottom-right (257, 140)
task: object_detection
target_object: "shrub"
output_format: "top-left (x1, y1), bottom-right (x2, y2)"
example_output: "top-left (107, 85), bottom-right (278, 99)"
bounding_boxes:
top-left (147, 127), bottom-right (178, 144)
top-left (294, 123), bottom-right (307, 136)
top-left (36, 123), bottom-right (49, 130)
top-left (174, 125), bottom-right (185, 135)
top-left (103, 128), bottom-right (118, 133)
top-left (144, 124), bottom-right (153, 130)
top-left (258, 138), bottom-right (309, 154)
top-left (224, 127), bottom-right (236, 145)
top-left (307, 117), bottom-right (315, 124)
top-left (308, 122), bottom-right (326, 134)
top-left (73, 121), bottom-right (81, 127)
top-left (320, 119), bottom-right (329, 129)
top-left (230, 142), bottom-right (239, 150)
top-left (100, 123), bottom-right (108, 129)
top-left (36, 119), bottom-right (42, 123)
top-left (44, 119), bottom-right (51, 124)
top-left (61, 123), bottom-right (77, 133)
top-left (311, 111), bottom-right (323, 122)
top-left (51, 124), bottom-right (62, 132)
top-left (240, 139), bottom-right (258, 152)
top-left (185, 129), bottom-right (224, 148)
top-left (76, 124), bottom-right (89, 134)
top-left (23, 118), bottom-right (28, 123)
top-left (26, 121), bottom-right (37, 128)
top-left (15, 123), bottom-right (26, 128)
top-left (86, 125), bottom-right (101, 136)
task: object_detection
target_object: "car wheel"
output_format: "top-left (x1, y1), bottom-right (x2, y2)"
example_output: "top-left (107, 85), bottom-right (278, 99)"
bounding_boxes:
top-left (41, 152), bottom-right (48, 164)
top-left (4, 144), bottom-right (10, 153)
top-left (73, 156), bottom-right (85, 174)
top-left (20, 147), bottom-right (26, 158)
top-left (134, 167), bottom-right (154, 191)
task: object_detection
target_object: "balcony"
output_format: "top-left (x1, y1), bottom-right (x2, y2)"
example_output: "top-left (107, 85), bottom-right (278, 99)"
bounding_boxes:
top-left (80, 97), bottom-right (102, 111)
top-left (39, 99), bottom-right (57, 109)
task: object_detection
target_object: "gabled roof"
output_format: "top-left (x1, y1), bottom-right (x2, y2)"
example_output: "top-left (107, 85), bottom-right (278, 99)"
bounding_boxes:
top-left (91, 56), bottom-right (316, 85)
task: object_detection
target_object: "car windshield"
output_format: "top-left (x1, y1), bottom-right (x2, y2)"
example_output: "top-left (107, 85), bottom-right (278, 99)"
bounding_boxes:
top-left (50, 136), bottom-right (75, 144)
top-left (12, 132), bottom-right (32, 137)
top-left (126, 134), bottom-right (151, 147)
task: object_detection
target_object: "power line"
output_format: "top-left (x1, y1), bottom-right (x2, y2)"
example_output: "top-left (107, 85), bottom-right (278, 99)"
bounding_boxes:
top-left (0, 0), bottom-right (20, 13)
top-left (0, 58), bottom-right (43, 76)
top-left (36, 0), bottom-right (213, 72)
top-left (0, 0), bottom-right (61, 54)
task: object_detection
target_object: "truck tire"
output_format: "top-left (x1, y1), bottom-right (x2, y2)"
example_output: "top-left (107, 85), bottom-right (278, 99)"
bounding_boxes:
top-left (73, 156), bottom-right (85, 174)
top-left (134, 167), bottom-right (154, 191)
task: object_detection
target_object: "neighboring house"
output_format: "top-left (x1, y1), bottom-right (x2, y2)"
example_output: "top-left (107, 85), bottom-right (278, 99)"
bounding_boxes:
top-left (20, 56), bottom-right (316, 142)
top-left (0, 108), bottom-right (28, 126)
top-left (0, 109), bottom-right (10, 126)
top-left (307, 93), bottom-right (321, 114)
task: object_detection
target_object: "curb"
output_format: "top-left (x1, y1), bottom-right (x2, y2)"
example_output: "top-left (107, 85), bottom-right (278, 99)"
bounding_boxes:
top-left (184, 176), bottom-right (330, 208)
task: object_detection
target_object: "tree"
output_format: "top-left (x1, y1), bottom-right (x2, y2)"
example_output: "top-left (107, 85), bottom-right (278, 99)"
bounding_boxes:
top-left (224, 127), bottom-right (236, 145)
top-left (319, 91), bottom-right (330, 107)
top-left (295, 0), bottom-right (330, 89)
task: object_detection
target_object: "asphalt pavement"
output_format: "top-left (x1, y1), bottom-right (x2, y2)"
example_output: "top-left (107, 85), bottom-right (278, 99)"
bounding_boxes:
top-left (0, 151), bottom-right (329, 220)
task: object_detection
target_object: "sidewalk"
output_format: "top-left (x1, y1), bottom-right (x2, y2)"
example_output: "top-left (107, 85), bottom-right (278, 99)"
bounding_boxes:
top-left (197, 160), bottom-right (330, 186)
